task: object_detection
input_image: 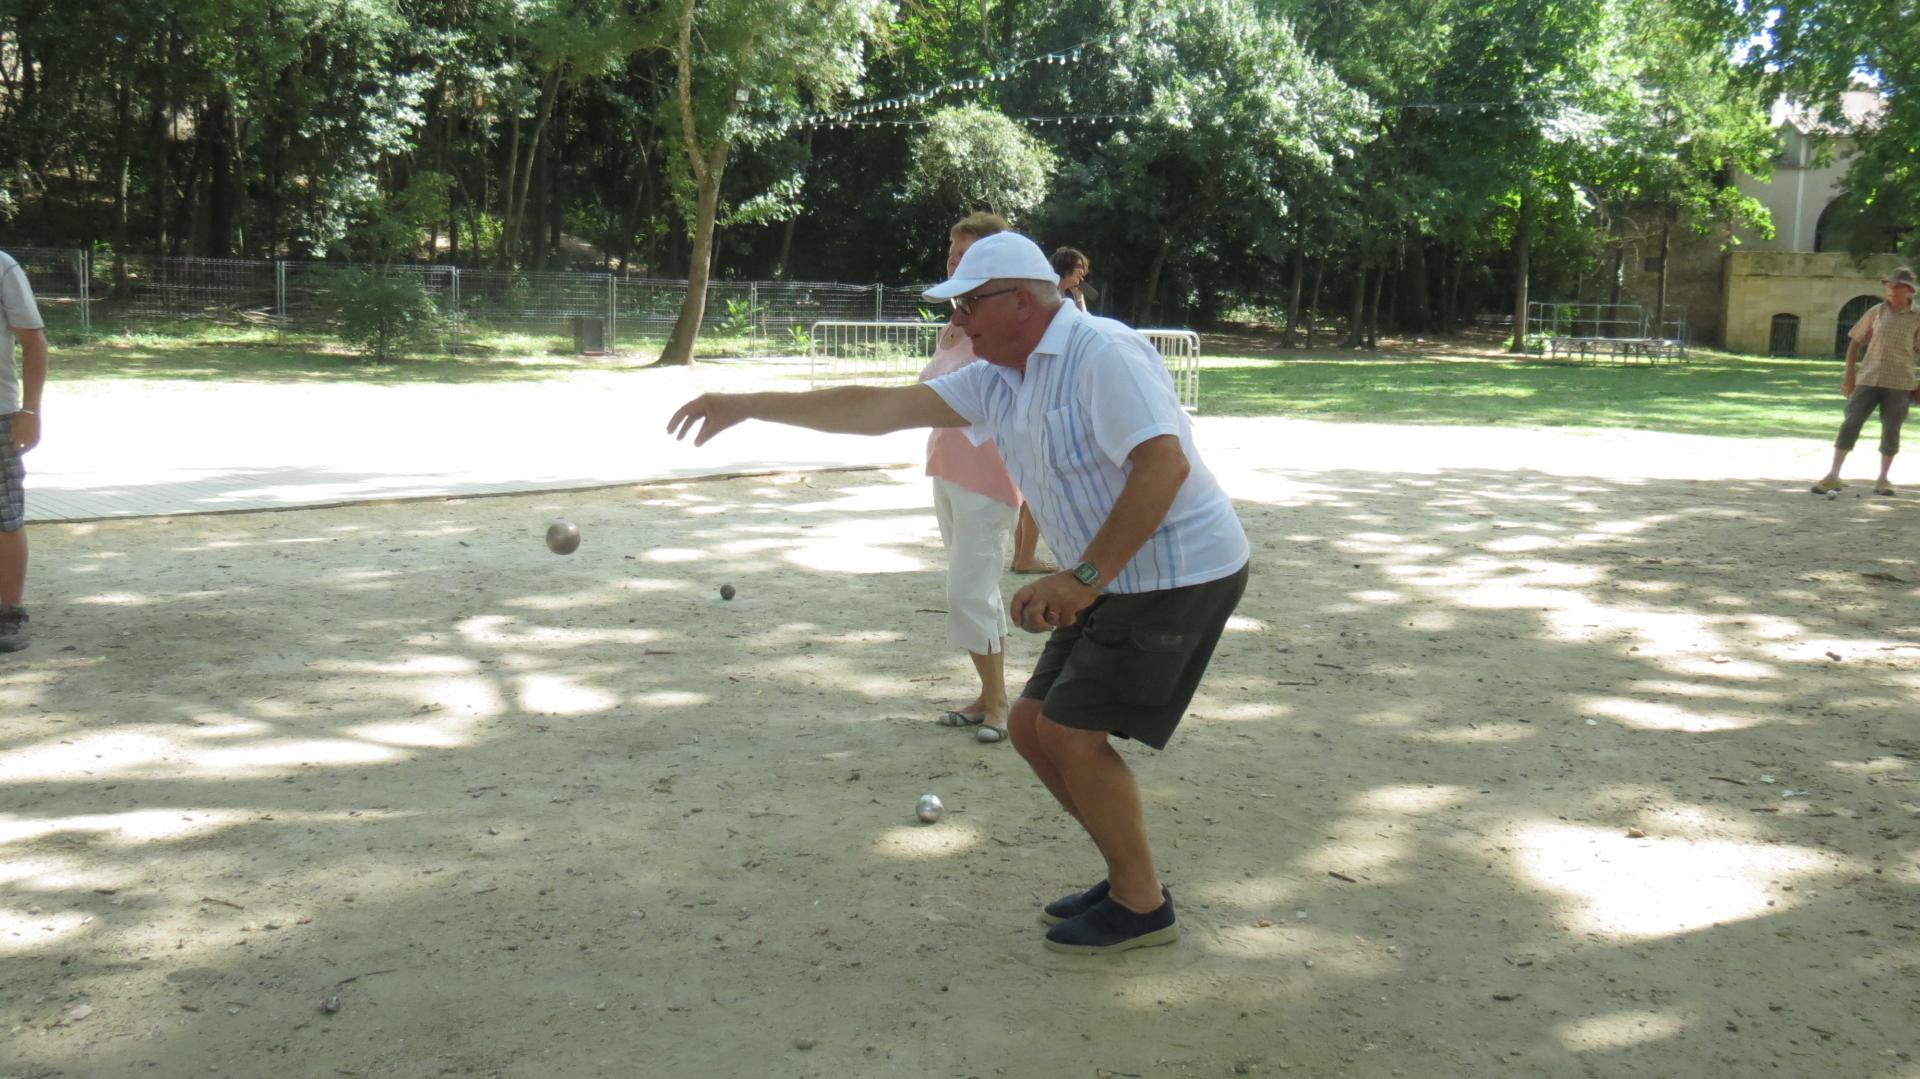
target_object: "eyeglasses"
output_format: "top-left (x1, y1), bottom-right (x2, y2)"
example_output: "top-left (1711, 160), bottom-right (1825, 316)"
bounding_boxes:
top-left (949, 287), bottom-right (1021, 315)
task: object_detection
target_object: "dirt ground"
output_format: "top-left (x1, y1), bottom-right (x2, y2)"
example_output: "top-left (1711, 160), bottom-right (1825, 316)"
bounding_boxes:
top-left (3, 422), bottom-right (1918, 1079)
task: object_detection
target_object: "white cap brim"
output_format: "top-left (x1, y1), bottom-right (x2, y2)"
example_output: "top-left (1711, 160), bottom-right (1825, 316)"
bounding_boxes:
top-left (922, 276), bottom-right (989, 301)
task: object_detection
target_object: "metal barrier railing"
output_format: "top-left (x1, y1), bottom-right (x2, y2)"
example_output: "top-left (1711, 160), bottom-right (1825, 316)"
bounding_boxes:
top-left (809, 320), bottom-right (1203, 411)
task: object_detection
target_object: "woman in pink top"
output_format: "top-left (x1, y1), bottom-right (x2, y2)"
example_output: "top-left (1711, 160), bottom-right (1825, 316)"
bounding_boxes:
top-left (921, 213), bottom-right (1025, 743)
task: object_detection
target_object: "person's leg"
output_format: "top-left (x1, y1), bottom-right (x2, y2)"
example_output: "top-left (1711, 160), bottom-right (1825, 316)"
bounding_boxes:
top-left (1819, 388), bottom-right (1878, 489)
top-left (1874, 389), bottom-right (1909, 490)
top-left (1008, 697), bottom-right (1086, 826)
top-left (1010, 503), bottom-right (1053, 573)
top-left (935, 480), bottom-right (1016, 729)
top-left (1032, 718), bottom-right (1161, 912)
top-left (0, 527), bottom-right (24, 607)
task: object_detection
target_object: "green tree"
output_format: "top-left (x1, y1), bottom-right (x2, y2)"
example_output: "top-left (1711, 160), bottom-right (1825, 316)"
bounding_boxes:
top-left (903, 104), bottom-right (1056, 220)
top-left (653, 0), bottom-right (892, 366)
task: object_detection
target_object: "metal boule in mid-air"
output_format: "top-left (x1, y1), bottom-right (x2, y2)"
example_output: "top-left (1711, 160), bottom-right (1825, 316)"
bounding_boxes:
top-left (546, 520), bottom-right (581, 555)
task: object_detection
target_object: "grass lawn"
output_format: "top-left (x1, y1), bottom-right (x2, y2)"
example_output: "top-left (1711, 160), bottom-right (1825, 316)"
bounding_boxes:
top-left (49, 321), bottom-right (1856, 442)
top-left (47, 324), bottom-right (791, 385)
top-left (1197, 328), bottom-right (1850, 440)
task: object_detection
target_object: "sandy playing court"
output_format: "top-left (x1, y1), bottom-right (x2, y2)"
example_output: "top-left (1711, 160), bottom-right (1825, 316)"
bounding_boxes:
top-left (3, 419), bottom-right (1917, 1079)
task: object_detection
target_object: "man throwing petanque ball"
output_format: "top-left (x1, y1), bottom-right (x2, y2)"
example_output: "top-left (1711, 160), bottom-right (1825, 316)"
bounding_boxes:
top-left (667, 233), bottom-right (1249, 955)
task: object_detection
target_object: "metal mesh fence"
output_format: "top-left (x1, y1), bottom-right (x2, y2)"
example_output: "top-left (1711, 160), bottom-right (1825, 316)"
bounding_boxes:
top-left (35, 253), bottom-right (1198, 366)
top-left (7, 247), bottom-right (90, 330)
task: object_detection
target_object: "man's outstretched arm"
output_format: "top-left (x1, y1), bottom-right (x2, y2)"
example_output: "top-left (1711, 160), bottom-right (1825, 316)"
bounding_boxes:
top-left (667, 383), bottom-right (968, 446)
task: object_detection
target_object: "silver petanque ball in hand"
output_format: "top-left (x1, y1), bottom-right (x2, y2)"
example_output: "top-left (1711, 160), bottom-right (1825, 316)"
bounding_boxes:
top-left (915, 794), bottom-right (944, 823)
top-left (546, 520), bottom-right (581, 555)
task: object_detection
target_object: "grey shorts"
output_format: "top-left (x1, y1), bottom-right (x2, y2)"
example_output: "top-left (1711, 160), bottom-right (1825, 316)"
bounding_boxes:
top-left (1835, 386), bottom-right (1913, 457)
top-left (1022, 563), bottom-right (1250, 750)
top-left (0, 415), bottom-right (22, 532)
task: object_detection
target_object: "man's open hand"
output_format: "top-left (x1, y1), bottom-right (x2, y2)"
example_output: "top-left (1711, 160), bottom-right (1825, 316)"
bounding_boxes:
top-left (666, 394), bottom-right (744, 446)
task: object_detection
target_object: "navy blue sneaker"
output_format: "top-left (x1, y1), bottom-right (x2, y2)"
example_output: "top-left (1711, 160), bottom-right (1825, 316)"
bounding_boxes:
top-left (1043, 889), bottom-right (1177, 955)
top-left (1040, 879), bottom-right (1110, 925)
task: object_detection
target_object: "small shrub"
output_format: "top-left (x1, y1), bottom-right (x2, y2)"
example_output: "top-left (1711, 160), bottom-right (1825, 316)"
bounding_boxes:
top-left (319, 269), bottom-right (439, 362)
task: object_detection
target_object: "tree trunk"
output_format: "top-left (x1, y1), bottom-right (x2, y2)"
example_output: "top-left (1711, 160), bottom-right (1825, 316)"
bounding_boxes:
top-left (1653, 212), bottom-right (1673, 341)
top-left (1403, 238), bottom-right (1429, 334)
top-left (1508, 183), bottom-right (1532, 353)
top-left (1607, 239), bottom-right (1625, 335)
top-left (657, 147), bottom-right (727, 366)
top-left (1137, 234), bottom-right (1174, 326)
top-left (1367, 263), bottom-right (1386, 349)
top-left (1283, 238), bottom-right (1305, 348)
top-left (1343, 266), bottom-right (1366, 348)
top-left (506, 69), bottom-right (562, 267)
top-left (1306, 259), bottom-right (1325, 348)
top-left (110, 73), bottom-right (133, 294)
top-left (205, 92), bottom-right (235, 258)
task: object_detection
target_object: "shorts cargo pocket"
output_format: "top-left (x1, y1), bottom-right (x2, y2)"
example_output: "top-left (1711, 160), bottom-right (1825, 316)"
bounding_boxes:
top-left (1115, 627), bottom-right (1193, 707)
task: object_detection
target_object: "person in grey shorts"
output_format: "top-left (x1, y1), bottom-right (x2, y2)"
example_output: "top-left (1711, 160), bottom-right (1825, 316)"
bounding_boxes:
top-left (1811, 267), bottom-right (1920, 498)
top-left (667, 232), bottom-right (1250, 956)
top-left (0, 249), bottom-right (48, 652)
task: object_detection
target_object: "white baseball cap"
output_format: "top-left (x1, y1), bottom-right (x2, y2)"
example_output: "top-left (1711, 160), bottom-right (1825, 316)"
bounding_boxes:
top-left (923, 232), bottom-right (1060, 300)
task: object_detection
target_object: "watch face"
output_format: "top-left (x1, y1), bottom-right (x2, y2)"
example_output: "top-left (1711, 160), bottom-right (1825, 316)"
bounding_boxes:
top-left (1073, 562), bottom-right (1099, 585)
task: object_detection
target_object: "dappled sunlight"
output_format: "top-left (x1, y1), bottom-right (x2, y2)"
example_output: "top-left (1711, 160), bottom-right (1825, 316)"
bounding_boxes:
top-left (452, 614), bottom-right (667, 648)
top-left (1196, 700), bottom-right (1293, 722)
top-left (641, 546), bottom-right (707, 562)
top-left (629, 689), bottom-right (709, 708)
top-left (873, 820), bottom-right (984, 859)
top-left (514, 673), bottom-right (622, 716)
top-left (0, 908), bottom-right (93, 954)
top-left (1511, 822), bottom-right (1845, 939)
top-left (1352, 785), bottom-right (1472, 815)
top-left (783, 530), bottom-right (929, 574)
top-left (1555, 1010), bottom-right (1689, 1052)
top-left (70, 591), bottom-right (160, 607)
top-left (1300, 820), bottom-right (1408, 877)
top-left (347, 717), bottom-right (481, 748)
top-left (1582, 696), bottom-right (1764, 733)
top-left (1407, 722), bottom-right (1537, 743)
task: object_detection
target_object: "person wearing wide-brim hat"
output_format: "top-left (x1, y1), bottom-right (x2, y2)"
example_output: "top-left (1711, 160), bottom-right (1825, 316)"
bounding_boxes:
top-left (1810, 267), bottom-right (1920, 497)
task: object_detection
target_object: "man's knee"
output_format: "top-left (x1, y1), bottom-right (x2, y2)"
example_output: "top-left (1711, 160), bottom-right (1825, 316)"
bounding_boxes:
top-left (1008, 698), bottom-right (1046, 759)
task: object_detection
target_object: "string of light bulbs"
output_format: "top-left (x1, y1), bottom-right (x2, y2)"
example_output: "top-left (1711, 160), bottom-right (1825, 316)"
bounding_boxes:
top-left (802, 112), bottom-right (1147, 131)
top-left (781, 43), bottom-right (1093, 133)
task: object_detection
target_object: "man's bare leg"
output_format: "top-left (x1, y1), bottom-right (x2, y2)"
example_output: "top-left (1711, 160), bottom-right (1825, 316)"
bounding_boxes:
top-left (1033, 717), bottom-right (1161, 913)
top-left (1008, 698), bottom-right (1085, 827)
top-left (0, 528), bottom-right (25, 607)
top-left (1010, 504), bottom-right (1053, 572)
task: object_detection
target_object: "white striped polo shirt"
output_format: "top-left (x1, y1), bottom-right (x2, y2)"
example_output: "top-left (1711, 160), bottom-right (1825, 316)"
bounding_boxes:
top-left (927, 303), bottom-right (1248, 594)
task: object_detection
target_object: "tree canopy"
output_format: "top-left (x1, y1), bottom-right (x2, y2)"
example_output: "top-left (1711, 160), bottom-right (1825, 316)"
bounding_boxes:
top-left (0, 0), bottom-right (1798, 351)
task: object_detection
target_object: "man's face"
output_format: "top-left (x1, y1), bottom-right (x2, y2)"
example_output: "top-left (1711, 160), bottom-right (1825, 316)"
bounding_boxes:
top-left (950, 281), bottom-right (1032, 366)
top-left (1887, 281), bottom-right (1915, 308)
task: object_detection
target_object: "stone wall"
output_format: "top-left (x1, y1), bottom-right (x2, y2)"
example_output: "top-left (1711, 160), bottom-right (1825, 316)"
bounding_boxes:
top-left (1722, 251), bottom-right (1890, 357)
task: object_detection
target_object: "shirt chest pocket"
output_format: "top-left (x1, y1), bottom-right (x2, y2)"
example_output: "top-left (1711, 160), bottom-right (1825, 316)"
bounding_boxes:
top-left (1042, 406), bottom-right (1102, 481)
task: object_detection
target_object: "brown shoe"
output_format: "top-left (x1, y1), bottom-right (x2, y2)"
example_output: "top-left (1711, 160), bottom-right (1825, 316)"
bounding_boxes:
top-left (0, 606), bottom-right (27, 653)
top-left (1873, 480), bottom-right (1897, 497)
top-left (1810, 476), bottom-right (1846, 494)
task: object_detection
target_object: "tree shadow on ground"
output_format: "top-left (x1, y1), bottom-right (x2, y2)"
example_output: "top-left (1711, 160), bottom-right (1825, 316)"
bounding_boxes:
top-left (1, 466), bottom-right (1914, 1077)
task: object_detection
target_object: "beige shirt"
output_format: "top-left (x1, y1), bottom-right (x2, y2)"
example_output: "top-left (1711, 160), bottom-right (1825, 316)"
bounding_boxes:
top-left (1850, 302), bottom-right (1920, 390)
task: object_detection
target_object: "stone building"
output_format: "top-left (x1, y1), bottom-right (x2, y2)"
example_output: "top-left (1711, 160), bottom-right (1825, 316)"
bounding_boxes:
top-left (1719, 90), bottom-right (1895, 357)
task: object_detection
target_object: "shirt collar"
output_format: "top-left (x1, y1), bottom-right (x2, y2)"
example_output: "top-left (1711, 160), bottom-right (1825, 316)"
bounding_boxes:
top-left (1032, 300), bottom-right (1081, 360)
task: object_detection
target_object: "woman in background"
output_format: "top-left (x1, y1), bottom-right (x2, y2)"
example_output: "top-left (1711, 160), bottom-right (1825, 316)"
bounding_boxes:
top-left (919, 212), bottom-right (1024, 743)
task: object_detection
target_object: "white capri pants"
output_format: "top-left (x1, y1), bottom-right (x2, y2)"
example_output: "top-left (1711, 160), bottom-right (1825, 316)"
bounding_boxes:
top-left (932, 477), bottom-right (1018, 655)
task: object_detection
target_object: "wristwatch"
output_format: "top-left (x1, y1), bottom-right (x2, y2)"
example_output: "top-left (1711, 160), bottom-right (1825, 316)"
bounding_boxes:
top-left (1070, 561), bottom-right (1103, 589)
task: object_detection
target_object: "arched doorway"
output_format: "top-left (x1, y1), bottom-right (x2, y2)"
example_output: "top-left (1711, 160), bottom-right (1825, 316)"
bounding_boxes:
top-left (1836, 294), bottom-right (1879, 357)
top-left (1769, 313), bottom-right (1800, 356)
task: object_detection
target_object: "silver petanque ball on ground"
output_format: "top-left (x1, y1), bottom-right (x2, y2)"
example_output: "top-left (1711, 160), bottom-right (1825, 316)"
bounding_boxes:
top-left (546, 520), bottom-right (581, 555)
top-left (915, 794), bottom-right (944, 823)
top-left (1827, 490), bottom-right (1840, 500)
top-left (720, 583), bottom-right (736, 600)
